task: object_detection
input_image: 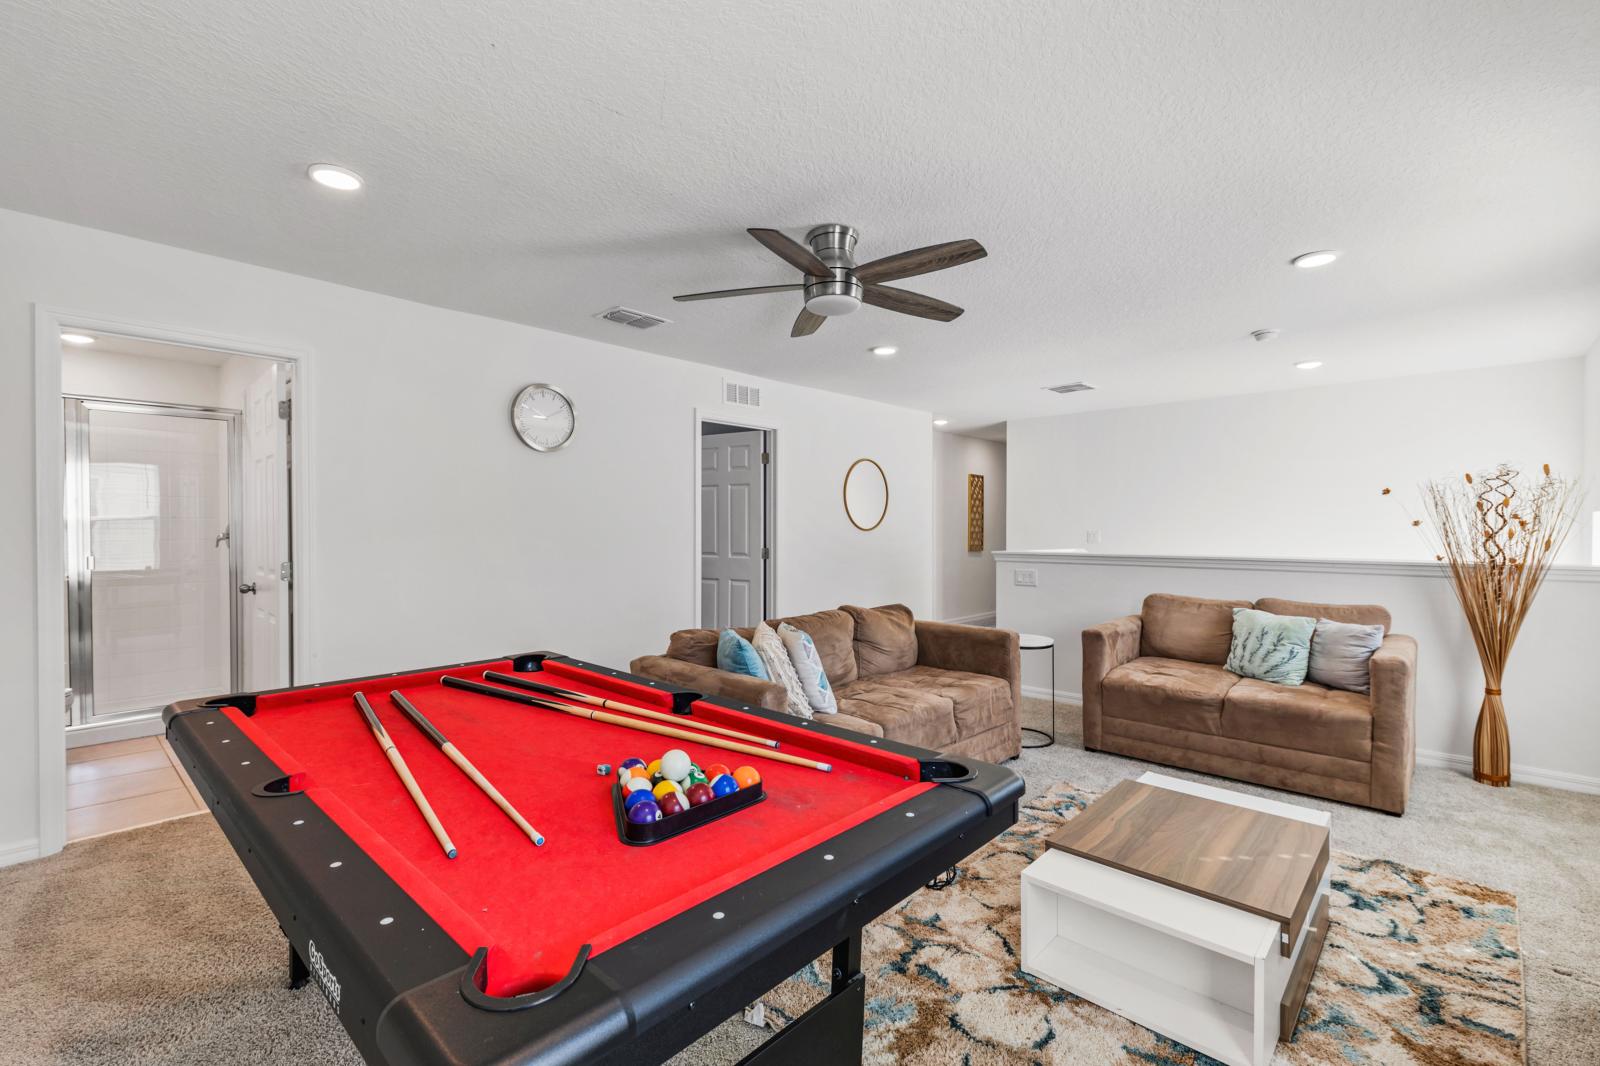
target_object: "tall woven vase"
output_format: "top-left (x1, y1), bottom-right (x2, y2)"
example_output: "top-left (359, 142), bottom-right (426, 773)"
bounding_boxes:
top-left (1472, 683), bottom-right (1510, 787)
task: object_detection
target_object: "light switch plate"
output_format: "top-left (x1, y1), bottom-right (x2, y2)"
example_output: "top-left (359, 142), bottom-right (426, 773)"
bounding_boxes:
top-left (1014, 568), bottom-right (1038, 587)
top-left (1085, 529), bottom-right (1101, 545)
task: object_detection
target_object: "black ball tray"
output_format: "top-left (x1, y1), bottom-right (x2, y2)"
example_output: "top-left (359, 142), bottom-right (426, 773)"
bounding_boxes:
top-left (612, 778), bottom-right (765, 846)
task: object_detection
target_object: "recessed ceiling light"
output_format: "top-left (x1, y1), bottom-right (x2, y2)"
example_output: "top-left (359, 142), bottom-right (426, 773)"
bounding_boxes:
top-left (1250, 329), bottom-right (1280, 342)
top-left (307, 163), bottom-right (363, 191)
top-left (869, 345), bottom-right (898, 357)
top-left (1291, 250), bottom-right (1339, 269)
top-left (1295, 360), bottom-right (1324, 370)
top-left (932, 419), bottom-right (949, 427)
top-left (60, 332), bottom-right (95, 346)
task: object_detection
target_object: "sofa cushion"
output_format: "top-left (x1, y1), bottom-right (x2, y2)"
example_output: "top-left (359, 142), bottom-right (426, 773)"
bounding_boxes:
top-left (1255, 598), bottom-right (1391, 634)
top-left (1140, 594), bottom-right (1252, 665)
top-left (666, 628), bottom-right (721, 668)
top-left (770, 608), bottom-right (858, 685)
top-left (1225, 607), bottom-right (1316, 686)
top-left (1102, 657), bottom-right (1239, 735)
top-left (1223, 678), bottom-right (1373, 762)
top-left (841, 603), bottom-right (918, 676)
top-left (857, 665), bottom-right (1014, 737)
top-left (833, 677), bottom-right (958, 750)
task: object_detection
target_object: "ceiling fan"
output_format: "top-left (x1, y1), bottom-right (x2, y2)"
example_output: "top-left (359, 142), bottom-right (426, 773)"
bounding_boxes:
top-left (674, 225), bottom-right (987, 337)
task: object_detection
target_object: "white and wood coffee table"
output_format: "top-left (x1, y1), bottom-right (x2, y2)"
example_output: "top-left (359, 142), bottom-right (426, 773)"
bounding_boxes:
top-left (1020, 772), bottom-right (1331, 1066)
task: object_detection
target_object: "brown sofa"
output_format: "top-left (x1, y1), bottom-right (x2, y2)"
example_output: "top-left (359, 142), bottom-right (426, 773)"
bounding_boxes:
top-left (631, 604), bottom-right (1021, 764)
top-left (1083, 594), bottom-right (1417, 814)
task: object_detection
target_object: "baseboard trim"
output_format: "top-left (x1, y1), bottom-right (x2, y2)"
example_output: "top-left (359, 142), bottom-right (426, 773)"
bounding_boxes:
top-left (1415, 748), bottom-right (1600, 795)
top-left (1021, 685), bottom-right (1082, 704)
top-left (66, 712), bottom-right (164, 749)
top-left (0, 837), bottom-right (41, 868)
top-left (941, 612), bottom-right (997, 627)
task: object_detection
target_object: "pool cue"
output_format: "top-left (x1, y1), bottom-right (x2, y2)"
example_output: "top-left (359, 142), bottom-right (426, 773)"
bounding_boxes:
top-left (353, 691), bottom-right (457, 859)
top-left (481, 671), bottom-right (780, 749)
top-left (388, 691), bottom-right (545, 847)
top-left (443, 675), bottom-right (833, 773)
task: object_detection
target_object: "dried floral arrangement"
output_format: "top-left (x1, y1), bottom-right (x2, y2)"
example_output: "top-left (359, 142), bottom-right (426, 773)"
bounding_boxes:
top-left (1386, 463), bottom-right (1581, 786)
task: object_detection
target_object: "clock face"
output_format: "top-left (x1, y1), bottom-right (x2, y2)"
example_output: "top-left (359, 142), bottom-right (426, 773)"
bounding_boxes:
top-left (511, 384), bottom-right (575, 452)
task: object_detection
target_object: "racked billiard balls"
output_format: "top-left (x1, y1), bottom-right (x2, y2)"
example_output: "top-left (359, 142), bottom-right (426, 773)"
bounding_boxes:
top-left (684, 782), bottom-right (715, 807)
top-left (710, 774), bottom-right (739, 799)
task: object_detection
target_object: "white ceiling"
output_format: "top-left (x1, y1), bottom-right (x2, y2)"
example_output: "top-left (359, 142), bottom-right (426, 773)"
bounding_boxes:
top-left (5, 0), bottom-right (1598, 434)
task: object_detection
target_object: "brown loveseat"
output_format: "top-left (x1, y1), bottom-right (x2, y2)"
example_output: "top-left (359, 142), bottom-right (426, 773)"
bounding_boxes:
top-left (631, 604), bottom-right (1021, 764)
top-left (1083, 594), bottom-right (1417, 814)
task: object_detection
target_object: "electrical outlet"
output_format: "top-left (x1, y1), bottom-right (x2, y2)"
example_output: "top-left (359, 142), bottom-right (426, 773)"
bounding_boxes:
top-left (1014, 568), bottom-right (1038, 587)
top-left (1085, 529), bottom-right (1101, 545)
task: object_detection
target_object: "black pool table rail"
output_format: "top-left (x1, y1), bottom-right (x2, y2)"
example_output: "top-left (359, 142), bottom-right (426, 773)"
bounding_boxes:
top-left (165, 652), bottom-right (1024, 1066)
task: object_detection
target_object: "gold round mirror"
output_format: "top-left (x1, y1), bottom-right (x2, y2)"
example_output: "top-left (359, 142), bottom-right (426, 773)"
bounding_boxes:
top-left (843, 458), bottom-right (889, 531)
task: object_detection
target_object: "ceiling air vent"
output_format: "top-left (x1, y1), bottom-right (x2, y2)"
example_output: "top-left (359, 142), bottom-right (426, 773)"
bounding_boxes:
top-left (1044, 382), bottom-right (1095, 394)
top-left (723, 379), bottom-right (762, 408)
top-left (597, 306), bottom-right (671, 329)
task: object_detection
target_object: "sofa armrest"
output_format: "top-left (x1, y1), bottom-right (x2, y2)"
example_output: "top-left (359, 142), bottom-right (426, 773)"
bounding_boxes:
top-left (627, 655), bottom-right (787, 713)
top-left (1081, 615), bottom-right (1142, 750)
top-left (1367, 634), bottom-right (1417, 814)
top-left (914, 620), bottom-right (1022, 715)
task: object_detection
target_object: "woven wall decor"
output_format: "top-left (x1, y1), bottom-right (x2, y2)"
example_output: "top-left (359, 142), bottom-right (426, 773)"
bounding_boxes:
top-left (967, 474), bottom-right (984, 552)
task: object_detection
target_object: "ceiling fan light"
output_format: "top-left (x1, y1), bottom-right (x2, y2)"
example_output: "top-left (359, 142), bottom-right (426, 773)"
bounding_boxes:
top-left (806, 293), bottom-right (861, 316)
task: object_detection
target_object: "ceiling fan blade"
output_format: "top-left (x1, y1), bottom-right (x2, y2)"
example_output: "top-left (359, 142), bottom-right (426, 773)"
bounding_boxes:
top-left (674, 284), bottom-right (803, 302)
top-left (748, 228), bottom-right (834, 277)
top-left (863, 284), bottom-right (964, 322)
top-left (791, 308), bottom-right (827, 337)
top-left (854, 239), bottom-right (987, 284)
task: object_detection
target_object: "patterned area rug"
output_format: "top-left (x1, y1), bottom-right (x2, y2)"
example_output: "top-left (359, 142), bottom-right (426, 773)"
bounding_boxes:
top-left (762, 782), bottom-right (1526, 1065)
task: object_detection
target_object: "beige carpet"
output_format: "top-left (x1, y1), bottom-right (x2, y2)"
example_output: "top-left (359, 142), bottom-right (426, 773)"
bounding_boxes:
top-left (1, 698), bottom-right (1595, 1064)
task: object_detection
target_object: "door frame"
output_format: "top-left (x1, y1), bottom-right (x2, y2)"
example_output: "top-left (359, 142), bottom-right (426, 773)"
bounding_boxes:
top-left (32, 305), bottom-right (315, 859)
top-left (692, 408), bottom-right (778, 629)
top-left (62, 395), bottom-right (245, 726)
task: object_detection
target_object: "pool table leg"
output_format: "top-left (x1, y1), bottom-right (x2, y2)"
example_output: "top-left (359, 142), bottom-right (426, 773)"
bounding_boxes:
top-left (736, 932), bottom-right (865, 1066)
top-left (287, 940), bottom-right (310, 990)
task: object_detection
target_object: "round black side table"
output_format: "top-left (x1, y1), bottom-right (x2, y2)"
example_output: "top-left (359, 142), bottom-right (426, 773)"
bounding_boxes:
top-left (1019, 632), bottom-right (1056, 749)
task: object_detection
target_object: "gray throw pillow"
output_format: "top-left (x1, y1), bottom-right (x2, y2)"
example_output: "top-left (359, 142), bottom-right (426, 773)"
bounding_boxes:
top-left (1307, 618), bottom-right (1385, 694)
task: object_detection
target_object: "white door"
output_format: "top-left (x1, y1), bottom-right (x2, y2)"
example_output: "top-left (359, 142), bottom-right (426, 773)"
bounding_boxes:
top-left (701, 429), bottom-right (766, 629)
top-left (239, 363), bottom-right (292, 690)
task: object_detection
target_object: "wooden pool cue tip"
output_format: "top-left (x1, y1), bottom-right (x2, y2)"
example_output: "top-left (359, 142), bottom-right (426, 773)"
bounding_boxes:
top-left (482, 671), bottom-right (781, 749)
top-left (353, 691), bottom-right (457, 859)
top-left (443, 675), bottom-right (833, 773)
top-left (388, 691), bottom-right (545, 847)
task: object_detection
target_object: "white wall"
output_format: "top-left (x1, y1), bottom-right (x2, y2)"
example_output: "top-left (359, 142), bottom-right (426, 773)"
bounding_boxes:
top-left (1584, 335), bottom-right (1600, 563)
top-left (996, 552), bottom-right (1600, 792)
top-left (1, 207), bottom-right (933, 864)
top-left (933, 432), bottom-right (1006, 622)
top-left (1008, 358), bottom-right (1588, 562)
top-left (61, 348), bottom-right (223, 408)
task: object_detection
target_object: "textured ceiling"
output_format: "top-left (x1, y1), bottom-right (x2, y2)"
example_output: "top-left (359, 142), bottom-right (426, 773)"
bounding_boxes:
top-left (5, 0), bottom-right (1598, 432)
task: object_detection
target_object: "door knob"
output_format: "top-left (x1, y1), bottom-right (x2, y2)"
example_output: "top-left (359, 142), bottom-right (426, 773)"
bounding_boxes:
top-left (238, 582), bottom-right (258, 595)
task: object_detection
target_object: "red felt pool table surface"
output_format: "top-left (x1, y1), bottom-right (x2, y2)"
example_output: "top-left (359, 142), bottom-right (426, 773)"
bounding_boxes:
top-left (225, 659), bottom-right (931, 996)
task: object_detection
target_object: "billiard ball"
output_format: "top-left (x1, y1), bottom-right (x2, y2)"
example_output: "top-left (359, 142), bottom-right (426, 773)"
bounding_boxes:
top-left (646, 759), bottom-right (663, 779)
top-left (628, 766), bottom-right (652, 782)
top-left (685, 782), bottom-right (715, 807)
top-left (704, 763), bottom-right (732, 781)
top-left (683, 768), bottom-right (709, 788)
top-left (733, 766), bottom-right (761, 789)
top-left (623, 789), bottom-right (656, 812)
top-left (660, 748), bottom-right (692, 782)
top-left (619, 758), bottom-right (647, 771)
top-left (658, 792), bottom-right (687, 817)
top-left (624, 776), bottom-right (653, 795)
top-left (710, 774), bottom-right (739, 798)
top-left (651, 780), bottom-right (681, 803)
top-left (626, 799), bottom-right (662, 824)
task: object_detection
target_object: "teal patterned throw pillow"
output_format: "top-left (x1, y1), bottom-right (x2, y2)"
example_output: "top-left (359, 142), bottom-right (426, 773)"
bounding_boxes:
top-left (1225, 608), bottom-right (1317, 686)
top-left (716, 629), bottom-right (768, 680)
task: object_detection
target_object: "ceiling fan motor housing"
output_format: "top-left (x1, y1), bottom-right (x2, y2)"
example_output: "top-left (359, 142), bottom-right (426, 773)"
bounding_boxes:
top-left (803, 223), bottom-right (863, 315)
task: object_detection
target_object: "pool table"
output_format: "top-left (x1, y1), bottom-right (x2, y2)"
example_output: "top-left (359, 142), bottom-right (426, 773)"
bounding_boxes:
top-left (164, 652), bottom-right (1023, 1066)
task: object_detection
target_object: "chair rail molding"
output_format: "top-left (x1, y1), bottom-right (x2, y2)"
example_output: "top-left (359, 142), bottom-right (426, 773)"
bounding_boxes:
top-left (992, 550), bottom-right (1600, 584)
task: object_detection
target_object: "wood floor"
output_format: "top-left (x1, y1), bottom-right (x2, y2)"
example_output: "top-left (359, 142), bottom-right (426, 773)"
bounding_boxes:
top-left (66, 735), bottom-right (207, 842)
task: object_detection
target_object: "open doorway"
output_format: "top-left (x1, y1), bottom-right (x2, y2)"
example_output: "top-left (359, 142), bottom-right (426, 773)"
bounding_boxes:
top-left (59, 332), bottom-right (295, 747)
top-left (699, 420), bottom-right (773, 628)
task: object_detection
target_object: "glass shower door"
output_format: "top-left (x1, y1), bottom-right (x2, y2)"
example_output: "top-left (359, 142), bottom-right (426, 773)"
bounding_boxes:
top-left (65, 399), bottom-right (239, 725)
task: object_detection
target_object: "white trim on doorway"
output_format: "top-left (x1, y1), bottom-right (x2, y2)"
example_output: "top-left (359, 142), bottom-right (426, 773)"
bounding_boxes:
top-left (691, 407), bottom-right (780, 628)
top-left (31, 305), bottom-right (317, 862)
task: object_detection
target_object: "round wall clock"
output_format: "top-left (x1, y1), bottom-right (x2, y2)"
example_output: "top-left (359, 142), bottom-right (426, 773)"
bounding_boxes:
top-left (511, 384), bottom-right (576, 452)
